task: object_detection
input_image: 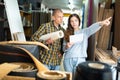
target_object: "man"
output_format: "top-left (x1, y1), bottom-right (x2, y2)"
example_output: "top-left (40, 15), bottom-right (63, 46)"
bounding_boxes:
top-left (31, 9), bottom-right (64, 70)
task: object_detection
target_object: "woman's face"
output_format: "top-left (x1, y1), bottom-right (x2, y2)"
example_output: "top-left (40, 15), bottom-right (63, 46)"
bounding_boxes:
top-left (70, 16), bottom-right (79, 30)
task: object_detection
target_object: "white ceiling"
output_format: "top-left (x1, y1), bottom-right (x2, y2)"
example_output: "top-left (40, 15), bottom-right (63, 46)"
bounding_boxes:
top-left (41, 0), bottom-right (83, 10)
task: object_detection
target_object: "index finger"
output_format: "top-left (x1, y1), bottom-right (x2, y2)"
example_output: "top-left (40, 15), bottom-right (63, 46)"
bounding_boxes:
top-left (106, 17), bottom-right (112, 21)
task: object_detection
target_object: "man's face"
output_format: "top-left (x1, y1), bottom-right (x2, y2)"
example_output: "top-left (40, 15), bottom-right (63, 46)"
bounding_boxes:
top-left (53, 12), bottom-right (63, 25)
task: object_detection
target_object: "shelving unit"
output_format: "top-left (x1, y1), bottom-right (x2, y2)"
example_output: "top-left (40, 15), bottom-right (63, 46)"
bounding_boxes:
top-left (0, 0), bottom-right (51, 41)
top-left (0, 5), bottom-right (33, 40)
top-left (20, 10), bottom-right (33, 40)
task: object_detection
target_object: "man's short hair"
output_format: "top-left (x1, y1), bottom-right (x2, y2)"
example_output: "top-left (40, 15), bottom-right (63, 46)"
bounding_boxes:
top-left (52, 9), bottom-right (63, 16)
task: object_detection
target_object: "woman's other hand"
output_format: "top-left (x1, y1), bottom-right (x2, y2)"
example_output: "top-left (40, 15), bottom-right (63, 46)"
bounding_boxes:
top-left (66, 42), bottom-right (74, 49)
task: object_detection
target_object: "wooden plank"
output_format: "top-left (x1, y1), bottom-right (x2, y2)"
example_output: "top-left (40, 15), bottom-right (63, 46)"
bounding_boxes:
top-left (102, 9), bottom-right (113, 49)
top-left (97, 9), bottom-right (114, 50)
top-left (95, 48), bottom-right (116, 65)
top-left (2, 76), bottom-right (35, 80)
top-left (0, 63), bottom-right (20, 79)
top-left (96, 4), bottom-right (105, 43)
top-left (105, 0), bottom-right (112, 9)
top-left (113, 0), bottom-right (120, 49)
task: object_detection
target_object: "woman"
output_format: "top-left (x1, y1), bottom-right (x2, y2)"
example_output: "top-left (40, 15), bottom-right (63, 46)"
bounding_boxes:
top-left (63, 14), bottom-right (111, 79)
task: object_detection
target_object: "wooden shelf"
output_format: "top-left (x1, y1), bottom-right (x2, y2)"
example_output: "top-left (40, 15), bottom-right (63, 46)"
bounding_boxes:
top-left (20, 11), bottom-right (32, 27)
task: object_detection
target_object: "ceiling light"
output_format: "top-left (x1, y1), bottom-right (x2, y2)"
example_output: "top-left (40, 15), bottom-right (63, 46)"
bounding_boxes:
top-left (68, 2), bottom-right (73, 10)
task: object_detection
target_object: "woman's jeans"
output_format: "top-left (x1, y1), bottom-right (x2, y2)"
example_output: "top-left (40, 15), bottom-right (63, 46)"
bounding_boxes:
top-left (63, 57), bottom-right (86, 79)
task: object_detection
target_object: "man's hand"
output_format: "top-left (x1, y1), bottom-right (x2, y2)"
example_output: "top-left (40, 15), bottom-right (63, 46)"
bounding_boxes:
top-left (46, 38), bottom-right (54, 44)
